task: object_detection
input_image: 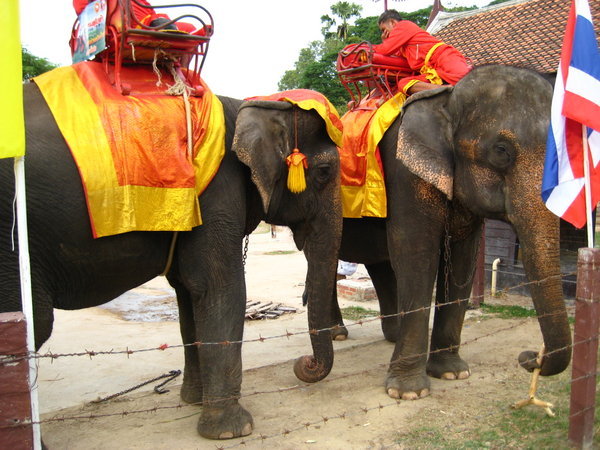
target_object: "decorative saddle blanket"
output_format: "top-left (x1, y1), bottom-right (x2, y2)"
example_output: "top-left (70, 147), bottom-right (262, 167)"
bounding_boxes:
top-left (34, 61), bottom-right (225, 238)
top-left (244, 89), bottom-right (344, 147)
top-left (340, 91), bottom-right (406, 218)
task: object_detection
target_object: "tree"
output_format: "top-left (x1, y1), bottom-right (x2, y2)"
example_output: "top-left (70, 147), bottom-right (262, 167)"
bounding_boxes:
top-left (321, 1), bottom-right (363, 40)
top-left (22, 47), bottom-right (58, 80)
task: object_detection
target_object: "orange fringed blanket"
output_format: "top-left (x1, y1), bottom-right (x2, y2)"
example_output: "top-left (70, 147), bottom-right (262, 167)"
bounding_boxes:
top-left (245, 89), bottom-right (344, 147)
top-left (340, 92), bottom-right (406, 218)
top-left (34, 62), bottom-right (225, 238)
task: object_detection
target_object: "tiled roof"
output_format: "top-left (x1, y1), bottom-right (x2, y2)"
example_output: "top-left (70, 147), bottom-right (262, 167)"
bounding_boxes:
top-left (430, 0), bottom-right (600, 73)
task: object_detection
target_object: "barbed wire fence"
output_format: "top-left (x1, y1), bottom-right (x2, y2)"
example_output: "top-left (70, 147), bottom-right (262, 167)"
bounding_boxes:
top-left (0, 251), bottom-right (597, 448)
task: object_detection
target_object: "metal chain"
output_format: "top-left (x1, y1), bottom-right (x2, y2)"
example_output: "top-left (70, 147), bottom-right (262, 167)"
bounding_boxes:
top-left (442, 208), bottom-right (480, 302)
top-left (89, 370), bottom-right (181, 404)
top-left (242, 234), bottom-right (249, 267)
top-left (443, 217), bottom-right (451, 303)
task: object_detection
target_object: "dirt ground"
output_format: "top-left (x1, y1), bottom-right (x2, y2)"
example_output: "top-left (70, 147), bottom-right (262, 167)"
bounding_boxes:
top-left (36, 225), bottom-right (557, 449)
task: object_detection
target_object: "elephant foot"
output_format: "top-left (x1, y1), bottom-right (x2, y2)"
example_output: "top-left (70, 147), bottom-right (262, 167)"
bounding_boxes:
top-left (426, 352), bottom-right (470, 380)
top-left (180, 377), bottom-right (203, 405)
top-left (198, 403), bottom-right (253, 440)
top-left (385, 372), bottom-right (430, 400)
top-left (381, 322), bottom-right (400, 343)
top-left (331, 324), bottom-right (348, 341)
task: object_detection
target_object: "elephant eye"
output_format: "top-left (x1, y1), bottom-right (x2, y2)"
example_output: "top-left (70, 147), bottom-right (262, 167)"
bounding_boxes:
top-left (314, 164), bottom-right (332, 184)
top-left (488, 143), bottom-right (514, 170)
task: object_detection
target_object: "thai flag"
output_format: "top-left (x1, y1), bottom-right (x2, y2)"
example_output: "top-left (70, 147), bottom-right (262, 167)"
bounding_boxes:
top-left (542, 0), bottom-right (600, 228)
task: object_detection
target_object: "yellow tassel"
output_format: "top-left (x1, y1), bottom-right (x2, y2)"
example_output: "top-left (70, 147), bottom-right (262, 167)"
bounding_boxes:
top-left (286, 148), bottom-right (308, 193)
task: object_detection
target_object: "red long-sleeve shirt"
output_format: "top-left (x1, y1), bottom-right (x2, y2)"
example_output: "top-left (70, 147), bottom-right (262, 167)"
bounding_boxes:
top-left (372, 20), bottom-right (471, 93)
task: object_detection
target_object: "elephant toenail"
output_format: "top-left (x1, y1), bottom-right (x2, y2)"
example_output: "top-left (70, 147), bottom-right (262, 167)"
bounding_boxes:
top-left (458, 371), bottom-right (470, 380)
top-left (241, 423), bottom-right (252, 436)
top-left (419, 389), bottom-right (430, 398)
top-left (401, 391), bottom-right (419, 400)
top-left (218, 432), bottom-right (234, 439)
top-left (333, 335), bottom-right (347, 341)
top-left (387, 388), bottom-right (400, 399)
top-left (441, 372), bottom-right (457, 380)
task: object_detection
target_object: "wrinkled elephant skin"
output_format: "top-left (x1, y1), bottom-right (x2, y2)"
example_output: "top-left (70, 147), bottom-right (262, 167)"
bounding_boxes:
top-left (334, 66), bottom-right (571, 400)
top-left (0, 85), bottom-right (341, 440)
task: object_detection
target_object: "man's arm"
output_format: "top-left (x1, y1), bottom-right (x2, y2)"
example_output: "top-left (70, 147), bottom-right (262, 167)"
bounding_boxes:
top-left (372, 20), bottom-right (420, 56)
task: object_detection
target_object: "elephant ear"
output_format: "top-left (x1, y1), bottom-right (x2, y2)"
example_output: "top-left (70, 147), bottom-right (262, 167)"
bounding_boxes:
top-left (232, 101), bottom-right (293, 214)
top-left (396, 86), bottom-right (455, 199)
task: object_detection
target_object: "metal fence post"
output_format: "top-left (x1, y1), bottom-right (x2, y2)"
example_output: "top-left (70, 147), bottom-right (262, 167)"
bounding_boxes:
top-left (568, 247), bottom-right (600, 449)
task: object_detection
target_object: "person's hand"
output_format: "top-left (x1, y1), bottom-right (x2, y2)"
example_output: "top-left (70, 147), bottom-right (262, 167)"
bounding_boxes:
top-left (407, 81), bottom-right (440, 95)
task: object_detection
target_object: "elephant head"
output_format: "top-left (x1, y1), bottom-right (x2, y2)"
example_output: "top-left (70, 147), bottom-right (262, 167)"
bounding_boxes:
top-left (232, 99), bottom-right (342, 382)
top-left (396, 65), bottom-right (571, 376)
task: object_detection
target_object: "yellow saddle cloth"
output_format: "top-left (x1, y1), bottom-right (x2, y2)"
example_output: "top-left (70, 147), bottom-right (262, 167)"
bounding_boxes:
top-left (340, 91), bottom-right (406, 218)
top-left (34, 62), bottom-right (225, 238)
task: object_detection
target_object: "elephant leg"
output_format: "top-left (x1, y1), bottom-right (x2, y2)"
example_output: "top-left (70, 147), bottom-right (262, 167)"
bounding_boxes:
top-left (168, 276), bottom-right (203, 404)
top-left (427, 221), bottom-right (482, 381)
top-left (365, 261), bottom-right (398, 342)
top-left (193, 284), bottom-right (252, 439)
top-left (385, 204), bottom-right (445, 399)
top-left (176, 229), bottom-right (252, 440)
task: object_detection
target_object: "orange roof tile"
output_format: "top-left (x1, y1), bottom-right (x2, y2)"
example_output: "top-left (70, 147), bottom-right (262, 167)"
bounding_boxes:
top-left (431, 0), bottom-right (600, 73)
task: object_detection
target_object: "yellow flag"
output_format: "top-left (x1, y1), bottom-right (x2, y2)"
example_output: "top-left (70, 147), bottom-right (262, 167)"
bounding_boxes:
top-left (0, 0), bottom-right (25, 158)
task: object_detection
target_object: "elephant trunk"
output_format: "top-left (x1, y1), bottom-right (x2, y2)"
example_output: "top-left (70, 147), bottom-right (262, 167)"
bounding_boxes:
top-left (509, 202), bottom-right (572, 376)
top-left (293, 192), bottom-right (342, 383)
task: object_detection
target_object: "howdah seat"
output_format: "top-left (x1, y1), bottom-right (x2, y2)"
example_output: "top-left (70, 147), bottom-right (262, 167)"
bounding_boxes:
top-left (70, 0), bottom-right (214, 95)
top-left (337, 41), bottom-right (414, 106)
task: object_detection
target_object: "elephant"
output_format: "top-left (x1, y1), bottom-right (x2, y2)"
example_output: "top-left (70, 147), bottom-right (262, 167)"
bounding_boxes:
top-left (0, 83), bottom-right (341, 439)
top-left (311, 65), bottom-right (572, 400)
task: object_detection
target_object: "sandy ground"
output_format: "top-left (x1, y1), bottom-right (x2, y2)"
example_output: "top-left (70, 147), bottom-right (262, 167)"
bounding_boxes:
top-left (35, 225), bottom-right (554, 449)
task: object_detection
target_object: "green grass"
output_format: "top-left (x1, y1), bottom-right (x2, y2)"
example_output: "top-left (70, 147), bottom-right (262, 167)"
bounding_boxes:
top-left (394, 369), bottom-right (600, 449)
top-left (479, 303), bottom-right (537, 319)
top-left (340, 306), bottom-right (379, 321)
top-left (263, 250), bottom-right (296, 255)
top-left (480, 303), bottom-right (576, 324)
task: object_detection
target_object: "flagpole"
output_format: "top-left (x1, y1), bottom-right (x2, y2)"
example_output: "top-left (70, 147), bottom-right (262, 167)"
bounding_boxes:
top-left (582, 124), bottom-right (594, 248)
top-left (14, 156), bottom-right (41, 450)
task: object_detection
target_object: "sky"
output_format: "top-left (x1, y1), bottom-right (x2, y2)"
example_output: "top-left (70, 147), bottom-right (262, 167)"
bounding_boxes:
top-left (20, 0), bottom-right (493, 99)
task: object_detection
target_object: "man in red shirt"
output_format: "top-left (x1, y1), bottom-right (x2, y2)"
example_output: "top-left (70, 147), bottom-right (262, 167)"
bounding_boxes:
top-left (373, 9), bottom-right (471, 95)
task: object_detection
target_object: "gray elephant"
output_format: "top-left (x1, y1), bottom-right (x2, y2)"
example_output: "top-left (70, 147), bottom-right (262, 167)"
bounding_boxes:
top-left (313, 65), bottom-right (571, 400)
top-left (0, 83), bottom-right (341, 439)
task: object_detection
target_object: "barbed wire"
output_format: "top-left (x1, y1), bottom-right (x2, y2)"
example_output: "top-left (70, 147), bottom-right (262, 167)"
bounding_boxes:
top-left (0, 272), bottom-right (576, 366)
top-left (0, 270), bottom-right (597, 447)
top-left (1, 317), bottom-right (597, 432)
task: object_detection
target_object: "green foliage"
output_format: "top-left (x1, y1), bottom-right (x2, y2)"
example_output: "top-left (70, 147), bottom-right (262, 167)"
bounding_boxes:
top-left (321, 1), bottom-right (363, 40)
top-left (480, 303), bottom-right (537, 319)
top-left (347, 16), bottom-right (381, 45)
top-left (340, 306), bottom-right (379, 321)
top-left (22, 47), bottom-right (58, 80)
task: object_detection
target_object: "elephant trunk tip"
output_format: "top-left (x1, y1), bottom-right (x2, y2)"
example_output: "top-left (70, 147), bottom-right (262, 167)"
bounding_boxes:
top-left (293, 355), bottom-right (332, 383)
top-left (518, 347), bottom-right (572, 376)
